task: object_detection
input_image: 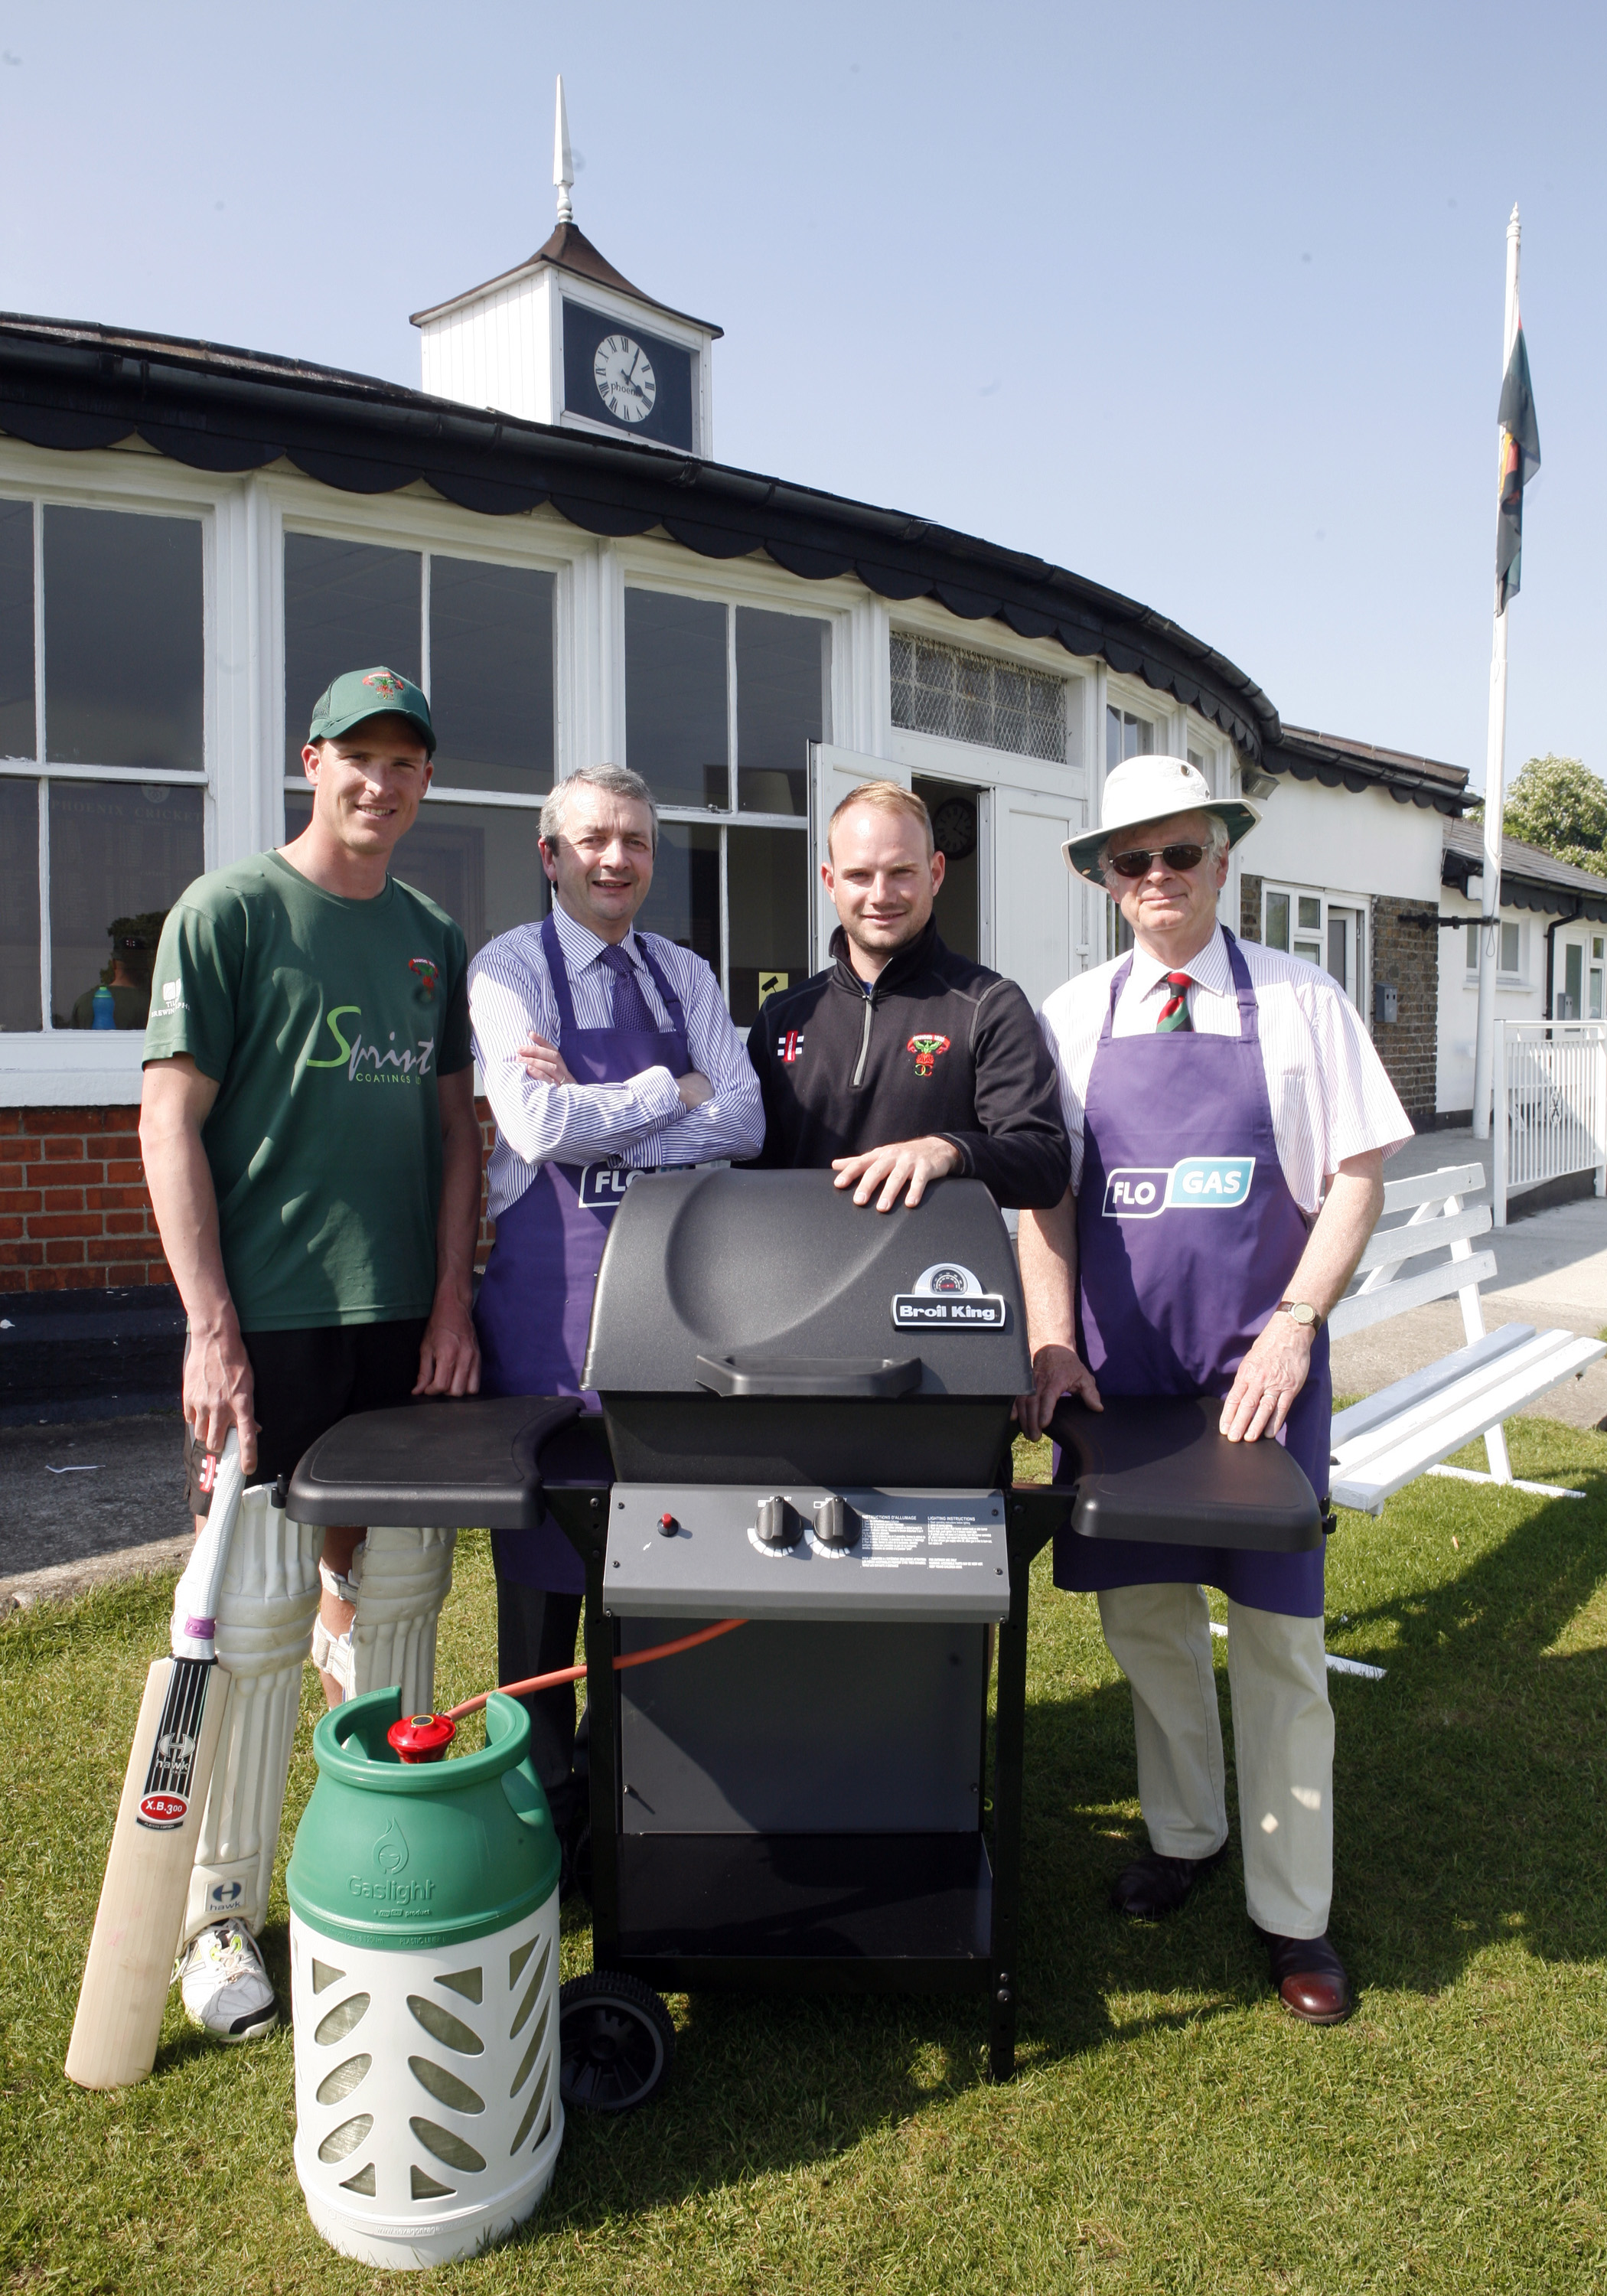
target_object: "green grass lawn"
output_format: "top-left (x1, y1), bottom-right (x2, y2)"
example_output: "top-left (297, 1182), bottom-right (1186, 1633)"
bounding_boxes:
top-left (3, 1420), bottom-right (1605, 2294)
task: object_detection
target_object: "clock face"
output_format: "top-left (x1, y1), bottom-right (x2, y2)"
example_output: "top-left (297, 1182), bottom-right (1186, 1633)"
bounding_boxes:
top-left (593, 334), bottom-right (657, 424)
top-left (932, 795), bottom-right (978, 863)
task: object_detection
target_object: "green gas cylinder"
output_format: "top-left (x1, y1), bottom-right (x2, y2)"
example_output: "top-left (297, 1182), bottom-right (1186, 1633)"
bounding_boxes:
top-left (286, 1688), bottom-right (563, 2270)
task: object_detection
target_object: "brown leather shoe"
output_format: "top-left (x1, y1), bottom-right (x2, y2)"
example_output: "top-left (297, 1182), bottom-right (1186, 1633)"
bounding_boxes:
top-left (1110, 1841), bottom-right (1227, 1919)
top-left (1257, 1927), bottom-right (1354, 2024)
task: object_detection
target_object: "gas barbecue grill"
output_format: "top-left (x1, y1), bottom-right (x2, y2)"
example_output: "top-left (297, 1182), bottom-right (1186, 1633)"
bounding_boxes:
top-left (291, 1166), bottom-right (1322, 2108)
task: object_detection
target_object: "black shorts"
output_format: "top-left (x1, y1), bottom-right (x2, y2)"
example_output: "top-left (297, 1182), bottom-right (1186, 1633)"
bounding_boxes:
top-left (184, 1317), bottom-right (429, 1512)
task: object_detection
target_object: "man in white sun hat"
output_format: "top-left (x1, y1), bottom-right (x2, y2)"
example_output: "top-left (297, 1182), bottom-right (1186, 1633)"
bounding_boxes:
top-left (1017, 752), bottom-right (1410, 2024)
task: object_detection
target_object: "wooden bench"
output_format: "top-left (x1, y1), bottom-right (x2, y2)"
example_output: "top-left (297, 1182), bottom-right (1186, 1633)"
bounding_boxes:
top-left (1325, 1161), bottom-right (1605, 1515)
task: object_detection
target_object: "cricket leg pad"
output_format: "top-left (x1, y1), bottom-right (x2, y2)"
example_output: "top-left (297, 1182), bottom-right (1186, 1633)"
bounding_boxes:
top-left (184, 1486), bottom-right (322, 1945)
top-left (350, 1525), bottom-right (458, 1714)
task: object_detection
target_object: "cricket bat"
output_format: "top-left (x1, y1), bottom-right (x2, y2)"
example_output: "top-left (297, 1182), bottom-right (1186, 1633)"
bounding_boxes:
top-left (65, 1433), bottom-right (246, 2090)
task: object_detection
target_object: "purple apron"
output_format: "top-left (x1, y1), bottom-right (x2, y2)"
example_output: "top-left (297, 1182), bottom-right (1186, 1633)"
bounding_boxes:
top-left (1054, 931), bottom-right (1328, 1617)
top-left (476, 912), bottom-right (690, 1592)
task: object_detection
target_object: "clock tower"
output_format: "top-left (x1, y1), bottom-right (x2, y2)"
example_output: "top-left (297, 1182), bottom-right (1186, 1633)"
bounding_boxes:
top-left (410, 80), bottom-right (720, 455)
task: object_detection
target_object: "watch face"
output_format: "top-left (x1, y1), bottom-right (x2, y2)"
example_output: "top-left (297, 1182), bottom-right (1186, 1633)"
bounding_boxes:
top-left (593, 333), bottom-right (657, 424)
top-left (931, 795), bottom-right (978, 863)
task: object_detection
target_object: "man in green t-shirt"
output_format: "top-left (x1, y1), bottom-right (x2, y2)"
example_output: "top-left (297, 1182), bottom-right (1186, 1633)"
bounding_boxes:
top-left (139, 666), bottom-right (484, 2047)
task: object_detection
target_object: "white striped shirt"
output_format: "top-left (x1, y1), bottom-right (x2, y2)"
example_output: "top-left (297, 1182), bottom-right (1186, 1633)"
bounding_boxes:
top-left (469, 904), bottom-right (765, 1220)
top-left (1038, 926), bottom-right (1411, 1215)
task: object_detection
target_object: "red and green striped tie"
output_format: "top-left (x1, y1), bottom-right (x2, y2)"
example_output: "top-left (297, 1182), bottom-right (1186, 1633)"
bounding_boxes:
top-left (1156, 972), bottom-right (1194, 1031)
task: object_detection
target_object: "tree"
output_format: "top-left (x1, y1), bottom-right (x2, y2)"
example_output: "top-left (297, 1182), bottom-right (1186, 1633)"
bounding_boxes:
top-left (1472, 753), bottom-right (1607, 876)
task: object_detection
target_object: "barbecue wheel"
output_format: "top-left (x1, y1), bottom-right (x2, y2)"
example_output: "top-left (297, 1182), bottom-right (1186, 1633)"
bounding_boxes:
top-left (559, 1973), bottom-right (675, 2112)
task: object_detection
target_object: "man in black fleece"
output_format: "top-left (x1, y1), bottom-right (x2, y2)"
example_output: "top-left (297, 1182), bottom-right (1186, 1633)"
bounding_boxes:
top-left (745, 781), bottom-right (1069, 1212)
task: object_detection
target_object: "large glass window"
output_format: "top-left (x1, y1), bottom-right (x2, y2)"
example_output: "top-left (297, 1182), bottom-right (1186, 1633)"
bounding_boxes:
top-left (1264, 884), bottom-right (1366, 1008)
top-left (0, 499), bottom-right (207, 1032)
top-left (285, 792), bottom-right (548, 952)
top-left (736, 607), bottom-right (827, 814)
top-left (44, 508), bottom-right (203, 771)
top-left (624, 591), bottom-right (727, 808)
top-left (0, 778), bottom-right (41, 1032)
top-left (623, 588), bottom-right (822, 1021)
top-left (284, 536), bottom-right (421, 772)
top-left (285, 536), bottom-right (557, 961)
top-left (636, 823), bottom-right (720, 971)
top-left (428, 559), bottom-right (554, 795)
top-left (0, 500), bottom-right (34, 762)
top-left (49, 783), bottom-right (204, 1029)
top-left (728, 823), bottom-right (810, 1022)
top-left (1107, 706), bottom-right (1155, 768)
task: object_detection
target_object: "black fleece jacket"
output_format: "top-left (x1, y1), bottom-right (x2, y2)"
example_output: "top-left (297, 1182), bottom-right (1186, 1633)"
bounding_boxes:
top-left (743, 921), bottom-right (1070, 1209)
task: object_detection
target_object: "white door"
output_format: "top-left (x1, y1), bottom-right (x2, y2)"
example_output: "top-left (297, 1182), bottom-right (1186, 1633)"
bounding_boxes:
top-left (807, 742), bottom-right (911, 968)
top-left (993, 787), bottom-right (1081, 1015)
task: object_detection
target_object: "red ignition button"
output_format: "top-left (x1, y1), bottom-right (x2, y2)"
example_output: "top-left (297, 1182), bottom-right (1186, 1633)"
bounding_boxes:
top-left (659, 1512), bottom-right (679, 1536)
top-left (388, 1712), bottom-right (457, 1763)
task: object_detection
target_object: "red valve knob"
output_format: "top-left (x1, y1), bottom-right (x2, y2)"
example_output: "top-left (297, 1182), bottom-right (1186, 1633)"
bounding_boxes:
top-left (387, 1712), bottom-right (457, 1763)
top-left (660, 1512), bottom-right (677, 1530)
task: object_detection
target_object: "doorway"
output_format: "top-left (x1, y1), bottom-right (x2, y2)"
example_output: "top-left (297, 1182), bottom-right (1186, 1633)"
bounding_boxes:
top-left (913, 777), bottom-right (982, 962)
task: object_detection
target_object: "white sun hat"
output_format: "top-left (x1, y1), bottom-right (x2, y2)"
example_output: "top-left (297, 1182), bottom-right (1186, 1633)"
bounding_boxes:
top-left (1061, 755), bottom-right (1262, 885)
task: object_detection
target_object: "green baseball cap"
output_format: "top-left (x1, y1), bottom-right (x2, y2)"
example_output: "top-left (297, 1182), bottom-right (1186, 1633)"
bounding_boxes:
top-left (308, 667), bottom-right (435, 755)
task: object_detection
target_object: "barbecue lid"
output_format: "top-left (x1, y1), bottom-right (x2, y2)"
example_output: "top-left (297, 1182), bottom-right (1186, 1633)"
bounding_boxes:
top-left (584, 1168), bottom-right (1032, 1398)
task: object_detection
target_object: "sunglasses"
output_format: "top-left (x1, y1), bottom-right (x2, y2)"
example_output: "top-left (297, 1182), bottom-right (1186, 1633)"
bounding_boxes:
top-left (1107, 842), bottom-right (1208, 880)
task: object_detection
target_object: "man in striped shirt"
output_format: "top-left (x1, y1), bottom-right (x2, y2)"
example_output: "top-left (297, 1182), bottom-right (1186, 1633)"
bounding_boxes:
top-left (468, 763), bottom-right (763, 1863)
top-left (1018, 755), bottom-right (1410, 2025)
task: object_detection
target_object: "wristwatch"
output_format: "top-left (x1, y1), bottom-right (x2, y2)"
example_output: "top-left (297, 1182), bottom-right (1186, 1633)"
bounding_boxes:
top-left (1277, 1300), bottom-right (1322, 1329)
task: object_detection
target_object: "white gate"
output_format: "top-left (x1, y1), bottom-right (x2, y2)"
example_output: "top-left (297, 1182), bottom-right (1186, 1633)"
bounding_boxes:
top-left (1492, 1019), bottom-right (1607, 1226)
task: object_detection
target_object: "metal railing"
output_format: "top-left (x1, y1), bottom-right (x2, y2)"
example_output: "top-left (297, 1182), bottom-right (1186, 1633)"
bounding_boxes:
top-left (1492, 1018), bottom-right (1607, 1225)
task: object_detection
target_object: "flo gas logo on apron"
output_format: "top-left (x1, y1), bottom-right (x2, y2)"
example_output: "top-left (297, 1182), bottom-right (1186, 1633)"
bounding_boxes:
top-left (1103, 1156), bottom-right (1256, 1220)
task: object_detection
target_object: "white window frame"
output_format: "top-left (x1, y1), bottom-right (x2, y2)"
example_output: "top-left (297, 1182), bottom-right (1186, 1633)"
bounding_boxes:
top-left (1462, 916), bottom-right (1527, 985)
top-left (1261, 879), bottom-right (1371, 1012)
top-left (617, 551), bottom-right (852, 1006)
top-left (0, 481), bottom-right (217, 1042)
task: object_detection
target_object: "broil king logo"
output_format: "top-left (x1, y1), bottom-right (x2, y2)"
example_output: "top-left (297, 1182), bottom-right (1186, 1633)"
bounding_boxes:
top-left (1103, 1156), bottom-right (1256, 1220)
top-left (892, 1261), bottom-right (1008, 1330)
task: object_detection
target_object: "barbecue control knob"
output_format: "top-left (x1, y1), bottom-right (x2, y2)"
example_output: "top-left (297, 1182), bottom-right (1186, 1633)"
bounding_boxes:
top-left (813, 1495), bottom-right (857, 1548)
top-left (755, 1495), bottom-right (801, 1548)
top-left (658, 1512), bottom-right (679, 1537)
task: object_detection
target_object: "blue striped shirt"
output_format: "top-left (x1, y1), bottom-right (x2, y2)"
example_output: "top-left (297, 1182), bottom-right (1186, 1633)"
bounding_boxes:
top-left (469, 903), bottom-right (765, 1218)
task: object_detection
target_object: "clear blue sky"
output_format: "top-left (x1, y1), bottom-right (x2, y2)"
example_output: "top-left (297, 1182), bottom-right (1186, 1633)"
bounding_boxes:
top-left (2, 0), bottom-right (1599, 786)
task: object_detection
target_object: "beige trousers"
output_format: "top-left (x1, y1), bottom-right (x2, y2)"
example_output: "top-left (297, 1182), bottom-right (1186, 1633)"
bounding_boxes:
top-left (1097, 1582), bottom-right (1334, 1940)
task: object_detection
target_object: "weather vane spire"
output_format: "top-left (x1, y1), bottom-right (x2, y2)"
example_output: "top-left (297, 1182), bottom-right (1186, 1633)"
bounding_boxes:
top-left (553, 77), bottom-right (574, 225)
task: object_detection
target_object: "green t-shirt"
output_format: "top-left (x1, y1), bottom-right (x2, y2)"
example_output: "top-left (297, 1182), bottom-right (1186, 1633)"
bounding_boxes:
top-left (143, 852), bottom-right (471, 1332)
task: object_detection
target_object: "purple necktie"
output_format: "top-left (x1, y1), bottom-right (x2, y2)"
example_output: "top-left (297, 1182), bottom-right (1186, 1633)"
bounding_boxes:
top-left (597, 941), bottom-right (656, 1034)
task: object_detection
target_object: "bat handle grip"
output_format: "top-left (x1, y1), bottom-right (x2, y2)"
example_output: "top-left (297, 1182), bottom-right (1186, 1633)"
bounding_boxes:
top-left (171, 1430), bottom-right (246, 1660)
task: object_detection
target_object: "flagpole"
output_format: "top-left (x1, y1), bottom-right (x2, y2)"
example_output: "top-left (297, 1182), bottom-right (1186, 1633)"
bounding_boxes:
top-left (1472, 205), bottom-right (1523, 1142)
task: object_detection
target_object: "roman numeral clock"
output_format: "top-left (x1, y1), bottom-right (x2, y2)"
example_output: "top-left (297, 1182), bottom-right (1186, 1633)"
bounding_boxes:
top-left (562, 306), bottom-right (698, 450)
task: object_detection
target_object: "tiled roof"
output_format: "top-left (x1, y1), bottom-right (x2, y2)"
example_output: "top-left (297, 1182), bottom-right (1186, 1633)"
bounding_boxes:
top-left (1266, 723), bottom-right (1470, 815)
top-left (1443, 814), bottom-right (1607, 918)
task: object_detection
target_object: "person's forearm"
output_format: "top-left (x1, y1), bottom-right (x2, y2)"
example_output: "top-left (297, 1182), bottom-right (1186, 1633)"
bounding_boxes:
top-left (1019, 1189), bottom-right (1078, 1350)
top-left (650, 1071), bottom-right (766, 1165)
top-left (478, 1057), bottom-right (683, 1166)
top-left (940, 1124), bottom-right (1072, 1211)
top-left (141, 1100), bottom-right (236, 1336)
top-left (1283, 1157), bottom-right (1386, 1319)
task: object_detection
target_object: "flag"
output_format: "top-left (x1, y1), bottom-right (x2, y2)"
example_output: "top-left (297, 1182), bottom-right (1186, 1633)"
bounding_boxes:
top-left (1495, 322), bottom-right (1540, 612)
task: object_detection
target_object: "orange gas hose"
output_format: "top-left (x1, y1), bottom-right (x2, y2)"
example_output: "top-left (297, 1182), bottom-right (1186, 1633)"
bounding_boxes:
top-left (445, 1616), bottom-right (747, 1722)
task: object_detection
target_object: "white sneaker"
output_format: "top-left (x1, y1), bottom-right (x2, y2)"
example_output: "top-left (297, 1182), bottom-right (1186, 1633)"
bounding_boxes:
top-left (175, 1920), bottom-right (279, 2041)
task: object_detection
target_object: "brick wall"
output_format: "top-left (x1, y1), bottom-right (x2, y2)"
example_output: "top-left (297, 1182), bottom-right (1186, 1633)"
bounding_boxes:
top-left (1370, 896), bottom-right (1438, 1126)
top-left (0, 1107), bottom-right (168, 1293)
top-left (2, 1101), bottom-right (500, 1299)
top-left (1240, 874), bottom-right (1436, 1125)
